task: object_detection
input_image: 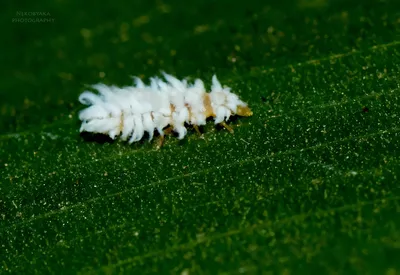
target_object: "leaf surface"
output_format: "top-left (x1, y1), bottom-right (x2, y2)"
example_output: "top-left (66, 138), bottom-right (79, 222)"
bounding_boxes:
top-left (1, 0), bottom-right (400, 274)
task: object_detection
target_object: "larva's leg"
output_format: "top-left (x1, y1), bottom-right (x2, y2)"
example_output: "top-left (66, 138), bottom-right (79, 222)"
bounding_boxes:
top-left (157, 126), bottom-right (174, 149)
top-left (220, 121), bottom-right (234, 134)
top-left (193, 125), bottom-right (202, 136)
top-left (158, 134), bottom-right (165, 149)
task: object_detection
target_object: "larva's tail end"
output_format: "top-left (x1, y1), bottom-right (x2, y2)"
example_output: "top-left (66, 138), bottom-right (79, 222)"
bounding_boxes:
top-left (236, 105), bottom-right (253, 117)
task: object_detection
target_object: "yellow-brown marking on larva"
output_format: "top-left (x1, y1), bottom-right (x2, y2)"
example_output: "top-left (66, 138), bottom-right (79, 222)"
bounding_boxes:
top-left (185, 103), bottom-right (193, 122)
top-left (169, 103), bottom-right (176, 115)
top-left (203, 94), bottom-right (215, 118)
top-left (169, 103), bottom-right (176, 132)
top-left (119, 112), bottom-right (124, 133)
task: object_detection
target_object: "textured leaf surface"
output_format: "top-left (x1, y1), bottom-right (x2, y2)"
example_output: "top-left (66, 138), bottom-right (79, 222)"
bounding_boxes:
top-left (1, 0), bottom-right (400, 274)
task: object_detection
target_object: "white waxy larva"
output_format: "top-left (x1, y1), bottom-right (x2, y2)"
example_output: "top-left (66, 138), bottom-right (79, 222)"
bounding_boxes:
top-left (78, 72), bottom-right (253, 146)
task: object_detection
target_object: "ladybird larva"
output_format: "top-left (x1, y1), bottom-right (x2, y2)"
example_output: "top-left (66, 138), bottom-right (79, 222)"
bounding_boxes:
top-left (78, 72), bottom-right (252, 145)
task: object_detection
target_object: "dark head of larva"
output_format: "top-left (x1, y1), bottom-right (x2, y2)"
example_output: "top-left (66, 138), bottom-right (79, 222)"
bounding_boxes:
top-left (236, 105), bottom-right (253, 117)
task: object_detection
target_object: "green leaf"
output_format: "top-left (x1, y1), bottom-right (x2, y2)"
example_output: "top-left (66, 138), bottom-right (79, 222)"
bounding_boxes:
top-left (2, 0), bottom-right (400, 274)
